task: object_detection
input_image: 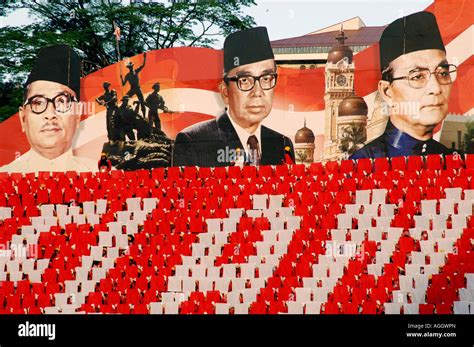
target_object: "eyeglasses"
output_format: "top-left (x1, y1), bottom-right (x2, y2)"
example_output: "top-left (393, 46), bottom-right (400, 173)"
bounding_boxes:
top-left (23, 93), bottom-right (77, 114)
top-left (390, 64), bottom-right (457, 89)
top-left (224, 72), bottom-right (278, 91)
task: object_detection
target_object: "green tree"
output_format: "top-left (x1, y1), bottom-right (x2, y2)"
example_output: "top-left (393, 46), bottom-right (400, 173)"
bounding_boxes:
top-left (339, 123), bottom-right (367, 156)
top-left (463, 121), bottom-right (474, 154)
top-left (296, 150), bottom-right (308, 163)
top-left (0, 81), bottom-right (24, 122)
top-left (0, 0), bottom-right (256, 121)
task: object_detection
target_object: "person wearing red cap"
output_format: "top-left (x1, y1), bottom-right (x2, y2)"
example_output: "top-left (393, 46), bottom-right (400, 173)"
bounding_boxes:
top-left (1, 44), bottom-right (97, 173)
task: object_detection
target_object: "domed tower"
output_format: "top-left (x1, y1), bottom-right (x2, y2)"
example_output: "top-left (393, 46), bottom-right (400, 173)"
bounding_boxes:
top-left (323, 27), bottom-right (355, 161)
top-left (337, 95), bottom-right (368, 159)
top-left (294, 119), bottom-right (316, 165)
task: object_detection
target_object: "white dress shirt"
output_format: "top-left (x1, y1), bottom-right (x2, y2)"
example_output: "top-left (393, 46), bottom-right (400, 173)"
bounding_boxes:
top-left (227, 111), bottom-right (262, 156)
top-left (0, 149), bottom-right (98, 174)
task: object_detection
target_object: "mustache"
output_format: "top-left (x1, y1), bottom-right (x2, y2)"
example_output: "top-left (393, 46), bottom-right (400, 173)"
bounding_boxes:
top-left (40, 122), bottom-right (61, 131)
top-left (421, 97), bottom-right (447, 108)
top-left (421, 102), bottom-right (445, 108)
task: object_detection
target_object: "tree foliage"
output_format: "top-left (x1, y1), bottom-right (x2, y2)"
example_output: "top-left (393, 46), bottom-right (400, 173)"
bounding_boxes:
top-left (0, 0), bottom-right (256, 121)
top-left (339, 123), bottom-right (367, 156)
top-left (463, 121), bottom-right (474, 153)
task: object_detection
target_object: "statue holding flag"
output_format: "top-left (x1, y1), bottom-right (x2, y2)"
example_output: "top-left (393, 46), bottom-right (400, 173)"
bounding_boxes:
top-left (121, 52), bottom-right (147, 118)
top-left (98, 22), bottom-right (172, 170)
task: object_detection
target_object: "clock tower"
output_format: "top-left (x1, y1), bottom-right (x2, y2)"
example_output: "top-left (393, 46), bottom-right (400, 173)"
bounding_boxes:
top-left (323, 29), bottom-right (356, 161)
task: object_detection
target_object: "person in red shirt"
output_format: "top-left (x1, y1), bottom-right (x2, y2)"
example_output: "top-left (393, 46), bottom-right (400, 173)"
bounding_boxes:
top-left (98, 153), bottom-right (112, 172)
top-left (283, 146), bottom-right (295, 164)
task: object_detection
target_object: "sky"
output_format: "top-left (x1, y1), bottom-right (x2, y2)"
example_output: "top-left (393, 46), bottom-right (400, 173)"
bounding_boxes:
top-left (244, 0), bottom-right (432, 40)
top-left (0, 0), bottom-right (433, 47)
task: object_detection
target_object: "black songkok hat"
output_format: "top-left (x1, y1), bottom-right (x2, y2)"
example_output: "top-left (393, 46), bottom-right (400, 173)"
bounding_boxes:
top-left (25, 44), bottom-right (81, 99)
top-left (223, 27), bottom-right (274, 74)
top-left (379, 11), bottom-right (445, 73)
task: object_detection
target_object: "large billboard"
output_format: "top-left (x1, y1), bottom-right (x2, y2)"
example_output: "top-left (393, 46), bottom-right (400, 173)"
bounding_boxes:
top-left (0, 0), bottom-right (472, 173)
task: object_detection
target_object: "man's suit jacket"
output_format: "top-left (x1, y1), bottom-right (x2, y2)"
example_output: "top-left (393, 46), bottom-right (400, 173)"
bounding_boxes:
top-left (173, 112), bottom-right (295, 167)
top-left (350, 119), bottom-right (458, 159)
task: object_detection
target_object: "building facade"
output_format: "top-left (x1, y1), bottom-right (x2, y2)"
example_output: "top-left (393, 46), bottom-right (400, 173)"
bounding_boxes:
top-left (271, 17), bottom-right (384, 69)
top-left (322, 30), bottom-right (368, 161)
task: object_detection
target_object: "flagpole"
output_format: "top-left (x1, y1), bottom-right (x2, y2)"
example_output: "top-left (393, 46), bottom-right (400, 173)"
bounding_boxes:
top-left (113, 21), bottom-right (124, 98)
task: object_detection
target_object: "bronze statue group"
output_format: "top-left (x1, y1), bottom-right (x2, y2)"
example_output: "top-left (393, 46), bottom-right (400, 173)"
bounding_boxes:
top-left (96, 52), bottom-right (171, 144)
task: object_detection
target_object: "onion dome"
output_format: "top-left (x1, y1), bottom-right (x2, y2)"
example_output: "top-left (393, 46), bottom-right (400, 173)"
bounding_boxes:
top-left (295, 119), bottom-right (316, 143)
top-left (327, 29), bottom-right (353, 64)
top-left (338, 95), bottom-right (368, 117)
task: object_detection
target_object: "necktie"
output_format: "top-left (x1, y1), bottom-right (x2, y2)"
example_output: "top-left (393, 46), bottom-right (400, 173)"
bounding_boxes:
top-left (247, 135), bottom-right (261, 166)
